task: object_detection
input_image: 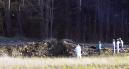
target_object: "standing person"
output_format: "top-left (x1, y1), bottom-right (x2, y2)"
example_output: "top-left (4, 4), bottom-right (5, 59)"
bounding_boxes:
top-left (75, 44), bottom-right (82, 58)
top-left (113, 39), bottom-right (116, 54)
top-left (116, 39), bottom-right (120, 53)
top-left (96, 41), bottom-right (102, 55)
top-left (119, 38), bottom-right (124, 52)
top-left (98, 41), bottom-right (102, 50)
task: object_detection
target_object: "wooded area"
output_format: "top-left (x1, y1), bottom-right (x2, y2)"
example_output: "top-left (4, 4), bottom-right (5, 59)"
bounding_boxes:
top-left (0, 0), bottom-right (129, 43)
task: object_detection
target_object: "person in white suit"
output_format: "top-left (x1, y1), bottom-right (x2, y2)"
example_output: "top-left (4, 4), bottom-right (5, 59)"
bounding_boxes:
top-left (116, 39), bottom-right (120, 53)
top-left (119, 38), bottom-right (124, 51)
top-left (113, 39), bottom-right (116, 54)
top-left (75, 44), bottom-right (82, 58)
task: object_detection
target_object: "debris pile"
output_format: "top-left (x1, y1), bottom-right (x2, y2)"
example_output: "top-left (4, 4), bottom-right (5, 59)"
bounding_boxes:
top-left (0, 39), bottom-right (128, 57)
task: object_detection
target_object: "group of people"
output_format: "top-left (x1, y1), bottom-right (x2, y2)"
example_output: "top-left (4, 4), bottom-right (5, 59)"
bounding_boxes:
top-left (113, 38), bottom-right (124, 54)
top-left (96, 38), bottom-right (124, 54)
top-left (74, 37), bottom-right (125, 58)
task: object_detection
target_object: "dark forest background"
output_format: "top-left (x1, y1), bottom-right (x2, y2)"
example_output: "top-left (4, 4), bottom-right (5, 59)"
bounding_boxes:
top-left (0, 0), bottom-right (129, 43)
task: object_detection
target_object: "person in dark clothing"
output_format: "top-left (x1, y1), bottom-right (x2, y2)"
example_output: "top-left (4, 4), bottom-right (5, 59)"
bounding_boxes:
top-left (96, 41), bottom-right (103, 55)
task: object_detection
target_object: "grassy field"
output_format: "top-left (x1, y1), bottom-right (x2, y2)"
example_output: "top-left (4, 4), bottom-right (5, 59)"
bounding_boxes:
top-left (0, 55), bottom-right (129, 69)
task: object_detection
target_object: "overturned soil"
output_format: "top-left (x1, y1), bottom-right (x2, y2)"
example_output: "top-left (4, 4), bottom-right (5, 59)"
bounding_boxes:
top-left (0, 39), bottom-right (129, 57)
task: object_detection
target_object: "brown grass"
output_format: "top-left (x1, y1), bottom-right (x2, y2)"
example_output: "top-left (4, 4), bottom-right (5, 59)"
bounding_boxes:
top-left (0, 55), bottom-right (129, 69)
